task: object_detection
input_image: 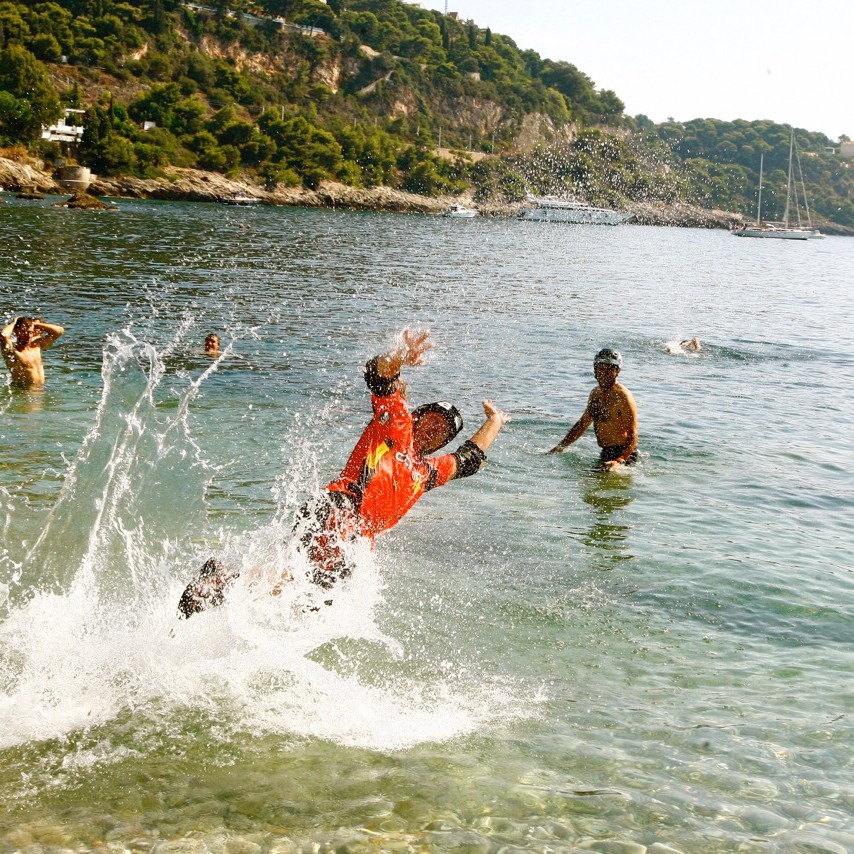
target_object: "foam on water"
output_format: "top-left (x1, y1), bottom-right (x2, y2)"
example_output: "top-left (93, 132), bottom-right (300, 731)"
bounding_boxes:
top-left (0, 328), bottom-right (528, 757)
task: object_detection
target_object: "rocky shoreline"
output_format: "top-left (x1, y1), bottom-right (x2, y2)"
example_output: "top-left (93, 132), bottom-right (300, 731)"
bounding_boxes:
top-left (3, 157), bottom-right (852, 234)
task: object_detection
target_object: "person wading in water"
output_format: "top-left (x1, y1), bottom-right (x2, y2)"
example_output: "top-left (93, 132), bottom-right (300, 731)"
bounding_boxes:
top-left (549, 348), bottom-right (638, 470)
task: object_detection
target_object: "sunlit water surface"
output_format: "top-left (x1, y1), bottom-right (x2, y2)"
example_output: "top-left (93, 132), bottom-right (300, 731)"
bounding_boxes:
top-left (0, 196), bottom-right (852, 853)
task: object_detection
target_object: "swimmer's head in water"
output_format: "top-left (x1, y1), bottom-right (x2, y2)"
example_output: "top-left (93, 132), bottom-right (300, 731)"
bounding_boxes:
top-left (204, 333), bottom-right (220, 353)
top-left (593, 348), bottom-right (622, 368)
top-left (412, 401), bottom-right (463, 455)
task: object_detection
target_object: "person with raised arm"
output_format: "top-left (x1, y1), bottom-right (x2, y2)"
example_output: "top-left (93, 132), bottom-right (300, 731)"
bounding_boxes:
top-left (179, 327), bottom-right (509, 616)
top-left (1, 316), bottom-right (65, 388)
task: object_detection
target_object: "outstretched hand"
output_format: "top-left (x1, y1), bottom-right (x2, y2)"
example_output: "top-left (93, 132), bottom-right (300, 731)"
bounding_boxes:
top-left (483, 399), bottom-right (509, 427)
top-left (395, 327), bottom-right (432, 367)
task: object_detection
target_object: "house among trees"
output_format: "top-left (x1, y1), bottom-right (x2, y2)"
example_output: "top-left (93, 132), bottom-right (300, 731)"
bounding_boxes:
top-left (41, 109), bottom-right (85, 144)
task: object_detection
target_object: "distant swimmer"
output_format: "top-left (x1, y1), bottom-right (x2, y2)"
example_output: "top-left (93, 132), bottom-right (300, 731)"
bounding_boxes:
top-left (549, 348), bottom-right (638, 470)
top-left (203, 333), bottom-right (221, 357)
top-left (665, 337), bottom-right (701, 355)
top-left (178, 327), bottom-right (509, 617)
top-left (1, 315), bottom-right (65, 388)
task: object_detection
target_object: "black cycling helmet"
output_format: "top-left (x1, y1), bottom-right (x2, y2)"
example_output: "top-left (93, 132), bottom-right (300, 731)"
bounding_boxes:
top-left (412, 401), bottom-right (463, 454)
top-left (594, 348), bottom-right (623, 368)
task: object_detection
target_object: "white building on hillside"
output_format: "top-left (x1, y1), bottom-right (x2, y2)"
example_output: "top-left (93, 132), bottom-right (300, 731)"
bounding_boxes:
top-left (41, 109), bottom-right (85, 144)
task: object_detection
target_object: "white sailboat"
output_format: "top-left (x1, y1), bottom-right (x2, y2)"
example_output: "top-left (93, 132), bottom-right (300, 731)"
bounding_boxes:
top-left (733, 131), bottom-right (822, 239)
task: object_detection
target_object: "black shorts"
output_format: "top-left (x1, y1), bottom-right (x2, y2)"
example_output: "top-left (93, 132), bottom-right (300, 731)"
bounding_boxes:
top-left (294, 491), bottom-right (359, 589)
top-left (599, 446), bottom-right (638, 466)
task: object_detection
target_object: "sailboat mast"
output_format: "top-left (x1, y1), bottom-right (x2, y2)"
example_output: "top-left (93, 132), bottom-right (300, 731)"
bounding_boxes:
top-left (756, 153), bottom-right (764, 225)
top-left (794, 140), bottom-right (813, 228)
top-left (783, 130), bottom-right (794, 227)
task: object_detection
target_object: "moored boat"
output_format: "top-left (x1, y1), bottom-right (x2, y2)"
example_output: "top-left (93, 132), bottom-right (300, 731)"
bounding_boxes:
top-left (733, 132), bottom-right (822, 240)
top-left (443, 203), bottom-right (478, 218)
top-left (732, 223), bottom-right (811, 240)
top-left (219, 193), bottom-right (261, 206)
top-left (520, 196), bottom-right (630, 225)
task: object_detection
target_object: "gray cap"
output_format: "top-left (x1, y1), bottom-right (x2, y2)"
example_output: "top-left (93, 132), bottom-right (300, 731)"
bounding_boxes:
top-left (594, 348), bottom-right (622, 367)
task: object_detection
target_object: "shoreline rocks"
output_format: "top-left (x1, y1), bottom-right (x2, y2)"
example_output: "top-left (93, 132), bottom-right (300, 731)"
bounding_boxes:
top-left (628, 201), bottom-right (743, 229)
top-left (89, 168), bottom-right (457, 214)
top-left (2, 157), bottom-right (852, 234)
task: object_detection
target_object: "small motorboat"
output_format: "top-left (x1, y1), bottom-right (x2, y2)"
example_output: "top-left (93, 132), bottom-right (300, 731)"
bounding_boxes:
top-left (219, 193), bottom-right (262, 206)
top-left (443, 203), bottom-right (478, 218)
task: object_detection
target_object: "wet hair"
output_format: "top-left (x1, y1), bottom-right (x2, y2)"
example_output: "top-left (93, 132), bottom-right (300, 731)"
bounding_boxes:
top-left (13, 316), bottom-right (34, 336)
top-left (364, 356), bottom-right (399, 396)
top-left (198, 557), bottom-right (225, 578)
top-left (177, 558), bottom-right (239, 618)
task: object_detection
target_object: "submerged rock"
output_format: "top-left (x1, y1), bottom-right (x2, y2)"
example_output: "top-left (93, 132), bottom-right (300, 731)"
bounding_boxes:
top-left (54, 190), bottom-right (118, 210)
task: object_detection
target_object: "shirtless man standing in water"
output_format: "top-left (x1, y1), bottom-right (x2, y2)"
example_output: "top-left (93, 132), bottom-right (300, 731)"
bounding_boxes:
top-left (1, 316), bottom-right (65, 388)
top-left (549, 348), bottom-right (638, 470)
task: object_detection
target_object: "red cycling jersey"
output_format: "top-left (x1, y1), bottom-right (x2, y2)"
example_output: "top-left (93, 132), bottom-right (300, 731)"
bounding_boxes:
top-left (326, 388), bottom-right (457, 538)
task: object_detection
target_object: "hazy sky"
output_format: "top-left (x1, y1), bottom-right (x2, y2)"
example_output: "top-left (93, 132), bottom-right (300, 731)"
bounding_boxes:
top-left (417, 0), bottom-right (852, 141)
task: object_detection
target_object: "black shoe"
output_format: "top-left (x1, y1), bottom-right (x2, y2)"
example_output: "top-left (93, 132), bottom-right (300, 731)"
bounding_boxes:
top-left (177, 558), bottom-right (239, 618)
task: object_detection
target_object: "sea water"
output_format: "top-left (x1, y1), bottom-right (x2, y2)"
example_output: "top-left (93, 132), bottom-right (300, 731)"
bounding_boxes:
top-left (0, 196), bottom-right (852, 853)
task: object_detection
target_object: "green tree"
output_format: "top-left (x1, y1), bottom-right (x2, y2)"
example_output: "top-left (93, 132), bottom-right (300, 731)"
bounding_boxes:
top-left (62, 80), bottom-right (81, 108)
top-left (239, 130), bottom-right (276, 165)
top-left (0, 3), bottom-right (29, 46)
top-left (0, 44), bottom-right (59, 138)
top-left (0, 89), bottom-right (33, 143)
top-left (466, 21), bottom-right (476, 49)
top-left (130, 82), bottom-right (183, 129)
top-left (28, 32), bottom-right (62, 61)
top-left (78, 102), bottom-right (137, 175)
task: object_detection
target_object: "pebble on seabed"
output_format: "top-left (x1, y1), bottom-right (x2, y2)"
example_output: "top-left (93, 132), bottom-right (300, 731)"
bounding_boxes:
top-left (150, 840), bottom-right (208, 853)
top-left (577, 838), bottom-right (648, 853)
top-left (786, 834), bottom-right (850, 854)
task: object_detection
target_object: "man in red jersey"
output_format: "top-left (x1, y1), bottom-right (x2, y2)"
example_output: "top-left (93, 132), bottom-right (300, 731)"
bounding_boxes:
top-left (296, 327), bottom-right (508, 587)
top-left (179, 328), bottom-right (508, 615)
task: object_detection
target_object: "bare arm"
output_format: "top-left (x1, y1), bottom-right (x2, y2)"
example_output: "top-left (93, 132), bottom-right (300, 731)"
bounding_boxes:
top-left (549, 395), bottom-right (594, 453)
top-left (446, 399), bottom-right (509, 480)
top-left (0, 319), bottom-right (14, 353)
top-left (468, 399), bottom-right (509, 454)
top-left (33, 320), bottom-right (64, 350)
top-left (0, 319), bottom-right (17, 368)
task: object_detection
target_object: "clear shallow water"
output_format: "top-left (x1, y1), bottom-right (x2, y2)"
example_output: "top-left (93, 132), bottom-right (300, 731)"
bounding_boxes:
top-left (0, 196), bottom-right (852, 853)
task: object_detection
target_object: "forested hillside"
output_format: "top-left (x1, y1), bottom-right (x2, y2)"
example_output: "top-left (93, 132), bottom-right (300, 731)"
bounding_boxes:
top-left (651, 118), bottom-right (854, 227)
top-left (1, 0), bottom-right (852, 225)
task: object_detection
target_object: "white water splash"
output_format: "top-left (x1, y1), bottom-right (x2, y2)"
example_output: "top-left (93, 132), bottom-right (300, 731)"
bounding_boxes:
top-left (0, 328), bottom-right (526, 755)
